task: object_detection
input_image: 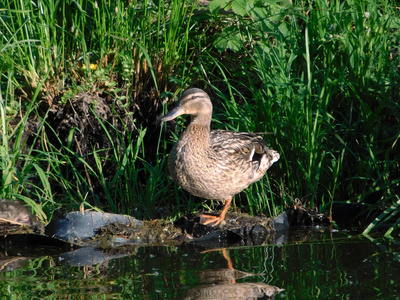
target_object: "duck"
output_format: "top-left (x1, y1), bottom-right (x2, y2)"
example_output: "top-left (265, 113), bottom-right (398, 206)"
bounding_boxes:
top-left (161, 88), bottom-right (280, 226)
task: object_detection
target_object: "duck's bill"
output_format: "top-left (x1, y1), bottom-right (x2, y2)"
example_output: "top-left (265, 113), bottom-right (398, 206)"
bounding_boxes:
top-left (160, 105), bottom-right (185, 122)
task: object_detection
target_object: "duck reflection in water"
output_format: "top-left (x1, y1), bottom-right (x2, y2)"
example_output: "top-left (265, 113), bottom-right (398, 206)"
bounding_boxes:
top-left (183, 249), bottom-right (284, 300)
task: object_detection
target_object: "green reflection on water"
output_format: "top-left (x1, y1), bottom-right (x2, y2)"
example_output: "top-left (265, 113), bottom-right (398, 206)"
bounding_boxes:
top-left (0, 231), bottom-right (399, 299)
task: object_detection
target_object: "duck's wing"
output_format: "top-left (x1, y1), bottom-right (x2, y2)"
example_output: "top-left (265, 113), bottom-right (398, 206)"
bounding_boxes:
top-left (210, 130), bottom-right (272, 171)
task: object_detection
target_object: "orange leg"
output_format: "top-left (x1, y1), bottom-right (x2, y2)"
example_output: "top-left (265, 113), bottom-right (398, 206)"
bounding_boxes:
top-left (200, 197), bottom-right (232, 226)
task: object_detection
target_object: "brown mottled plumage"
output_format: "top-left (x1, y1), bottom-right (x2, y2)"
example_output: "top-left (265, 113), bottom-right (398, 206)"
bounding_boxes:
top-left (161, 88), bottom-right (280, 226)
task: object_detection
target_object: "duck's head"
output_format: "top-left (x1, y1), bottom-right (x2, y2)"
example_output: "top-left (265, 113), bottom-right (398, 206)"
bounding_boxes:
top-left (160, 88), bottom-right (213, 123)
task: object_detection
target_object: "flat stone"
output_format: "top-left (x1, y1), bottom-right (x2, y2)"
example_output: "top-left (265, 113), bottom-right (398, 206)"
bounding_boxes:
top-left (46, 211), bottom-right (141, 242)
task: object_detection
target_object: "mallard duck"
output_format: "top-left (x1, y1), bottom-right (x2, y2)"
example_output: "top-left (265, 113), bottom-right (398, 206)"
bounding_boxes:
top-left (161, 88), bottom-right (280, 226)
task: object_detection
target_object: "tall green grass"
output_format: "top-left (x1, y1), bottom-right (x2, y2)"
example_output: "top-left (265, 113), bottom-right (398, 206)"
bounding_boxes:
top-left (203, 0), bottom-right (400, 232)
top-left (1, 0), bottom-right (200, 221)
top-left (1, 0), bottom-right (198, 98)
top-left (0, 69), bottom-right (53, 223)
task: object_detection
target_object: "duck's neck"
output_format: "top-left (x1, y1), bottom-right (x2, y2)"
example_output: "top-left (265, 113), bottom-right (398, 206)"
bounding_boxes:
top-left (179, 112), bottom-right (212, 149)
top-left (190, 113), bottom-right (212, 126)
top-left (181, 122), bottom-right (211, 149)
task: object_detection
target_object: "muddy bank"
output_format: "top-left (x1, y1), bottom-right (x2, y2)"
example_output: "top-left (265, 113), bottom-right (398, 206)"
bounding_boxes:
top-left (1, 199), bottom-right (332, 250)
top-left (0, 204), bottom-right (333, 268)
top-left (43, 210), bottom-right (291, 248)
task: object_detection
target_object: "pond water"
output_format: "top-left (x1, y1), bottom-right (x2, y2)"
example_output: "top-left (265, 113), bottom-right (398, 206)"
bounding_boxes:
top-left (0, 229), bottom-right (399, 299)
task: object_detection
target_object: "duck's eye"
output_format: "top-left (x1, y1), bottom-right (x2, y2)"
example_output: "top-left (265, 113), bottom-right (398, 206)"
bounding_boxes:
top-left (190, 95), bottom-right (202, 101)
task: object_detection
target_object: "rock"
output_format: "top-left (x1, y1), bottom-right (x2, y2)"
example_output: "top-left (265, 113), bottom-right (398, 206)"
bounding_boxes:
top-left (286, 203), bottom-right (331, 227)
top-left (174, 212), bottom-right (290, 248)
top-left (46, 211), bottom-right (141, 242)
top-left (272, 211), bottom-right (290, 232)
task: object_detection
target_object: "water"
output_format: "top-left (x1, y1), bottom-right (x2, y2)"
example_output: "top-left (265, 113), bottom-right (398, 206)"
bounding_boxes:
top-left (0, 229), bottom-right (399, 299)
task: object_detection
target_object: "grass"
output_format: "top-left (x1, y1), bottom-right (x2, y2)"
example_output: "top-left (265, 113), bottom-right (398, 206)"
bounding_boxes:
top-left (1, 0), bottom-right (399, 234)
top-left (197, 0), bottom-right (400, 232)
top-left (0, 77), bottom-right (53, 223)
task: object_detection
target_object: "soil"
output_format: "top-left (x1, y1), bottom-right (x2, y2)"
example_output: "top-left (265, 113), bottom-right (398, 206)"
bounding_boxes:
top-left (0, 207), bottom-right (332, 252)
top-left (11, 91), bottom-right (165, 211)
top-left (46, 90), bottom-right (163, 157)
top-left (85, 211), bottom-right (289, 248)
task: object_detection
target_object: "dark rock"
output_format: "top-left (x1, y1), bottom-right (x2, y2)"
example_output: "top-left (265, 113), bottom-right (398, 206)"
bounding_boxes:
top-left (174, 212), bottom-right (289, 247)
top-left (286, 203), bottom-right (331, 227)
top-left (272, 211), bottom-right (290, 232)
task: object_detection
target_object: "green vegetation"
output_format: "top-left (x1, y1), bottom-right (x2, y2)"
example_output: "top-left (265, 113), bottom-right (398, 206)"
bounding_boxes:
top-left (1, 0), bottom-right (399, 234)
top-left (0, 235), bottom-right (398, 298)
